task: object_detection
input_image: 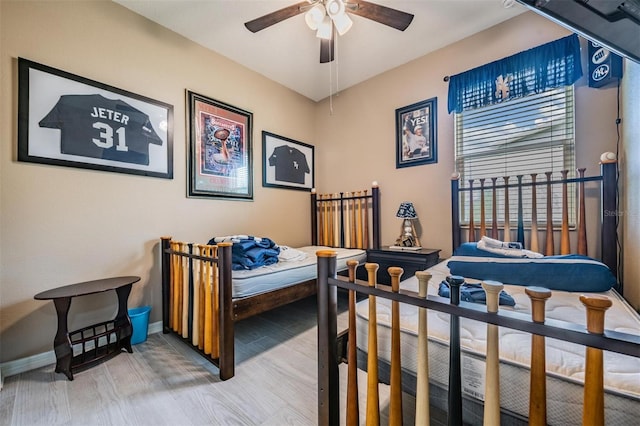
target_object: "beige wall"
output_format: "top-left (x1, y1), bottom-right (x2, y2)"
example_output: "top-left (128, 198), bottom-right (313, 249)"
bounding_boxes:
top-left (0, 2), bottom-right (633, 365)
top-left (314, 12), bottom-right (620, 260)
top-left (0, 1), bottom-right (316, 362)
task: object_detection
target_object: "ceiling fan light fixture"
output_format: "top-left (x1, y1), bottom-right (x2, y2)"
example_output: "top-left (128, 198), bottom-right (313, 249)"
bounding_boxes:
top-left (325, 0), bottom-right (345, 18)
top-left (333, 12), bottom-right (352, 35)
top-left (316, 15), bottom-right (332, 39)
top-left (305, 3), bottom-right (326, 30)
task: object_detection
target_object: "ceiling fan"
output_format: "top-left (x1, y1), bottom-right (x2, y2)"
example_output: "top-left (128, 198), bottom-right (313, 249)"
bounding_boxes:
top-left (244, 0), bottom-right (414, 63)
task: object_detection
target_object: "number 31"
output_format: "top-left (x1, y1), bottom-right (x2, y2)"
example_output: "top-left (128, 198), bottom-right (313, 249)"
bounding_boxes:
top-left (92, 122), bottom-right (128, 151)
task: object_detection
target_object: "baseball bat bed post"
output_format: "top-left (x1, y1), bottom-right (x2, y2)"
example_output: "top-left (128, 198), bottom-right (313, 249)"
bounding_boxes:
top-left (525, 286), bottom-right (552, 426)
top-left (468, 180), bottom-right (476, 242)
top-left (323, 194), bottom-right (329, 246)
top-left (186, 244), bottom-right (193, 340)
top-left (211, 245), bottom-right (220, 359)
top-left (325, 194), bottom-right (333, 246)
top-left (491, 177), bottom-right (499, 239)
top-left (327, 194), bottom-right (332, 246)
top-left (169, 241), bottom-right (177, 330)
top-left (545, 172), bottom-right (555, 256)
top-left (517, 175), bottom-right (525, 247)
top-left (174, 242), bottom-right (184, 335)
top-left (346, 260), bottom-right (360, 426)
top-left (560, 170), bottom-right (570, 255)
top-left (357, 191), bottom-right (363, 249)
top-left (197, 245), bottom-right (205, 350)
top-left (182, 242), bottom-right (189, 339)
top-left (170, 241), bottom-right (179, 332)
top-left (388, 266), bottom-right (404, 426)
top-left (415, 271), bottom-right (433, 426)
top-left (364, 190), bottom-right (370, 249)
top-left (203, 245), bottom-right (213, 355)
top-left (344, 192), bottom-right (351, 248)
top-left (530, 174), bottom-right (539, 253)
top-left (365, 262), bottom-right (380, 426)
top-left (577, 168), bottom-right (588, 255)
top-left (503, 176), bottom-right (511, 242)
top-left (579, 295), bottom-right (612, 426)
top-left (482, 280), bottom-right (504, 426)
top-left (191, 245), bottom-right (201, 347)
top-left (351, 195), bottom-right (357, 248)
top-left (447, 275), bottom-right (465, 426)
top-left (334, 193), bottom-right (340, 247)
top-left (479, 178), bottom-right (486, 238)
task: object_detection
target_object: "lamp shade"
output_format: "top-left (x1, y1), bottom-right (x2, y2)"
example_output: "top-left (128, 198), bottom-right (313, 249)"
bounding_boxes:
top-left (396, 202), bottom-right (418, 219)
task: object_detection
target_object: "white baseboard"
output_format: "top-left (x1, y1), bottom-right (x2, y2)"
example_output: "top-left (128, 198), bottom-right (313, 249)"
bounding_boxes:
top-left (0, 320), bottom-right (163, 385)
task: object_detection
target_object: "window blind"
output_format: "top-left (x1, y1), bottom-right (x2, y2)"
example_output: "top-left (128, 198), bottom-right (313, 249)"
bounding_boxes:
top-left (455, 86), bottom-right (576, 227)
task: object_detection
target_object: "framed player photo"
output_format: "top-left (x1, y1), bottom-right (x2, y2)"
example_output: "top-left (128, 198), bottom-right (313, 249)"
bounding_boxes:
top-left (187, 91), bottom-right (253, 200)
top-left (262, 131), bottom-right (314, 192)
top-left (17, 58), bottom-right (173, 179)
top-left (395, 97), bottom-right (438, 169)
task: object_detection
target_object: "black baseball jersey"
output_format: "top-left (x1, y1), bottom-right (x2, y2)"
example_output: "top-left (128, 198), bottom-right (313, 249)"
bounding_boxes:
top-left (268, 144), bottom-right (310, 184)
top-left (39, 94), bottom-right (163, 165)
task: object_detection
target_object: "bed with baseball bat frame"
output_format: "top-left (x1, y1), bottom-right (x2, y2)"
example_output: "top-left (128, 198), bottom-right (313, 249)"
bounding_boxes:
top-left (160, 184), bottom-right (380, 380)
top-left (317, 156), bottom-right (640, 425)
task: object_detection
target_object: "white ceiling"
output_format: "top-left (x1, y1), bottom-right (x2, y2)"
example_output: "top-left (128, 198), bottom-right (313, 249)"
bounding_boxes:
top-left (114, 0), bottom-right (526, 102)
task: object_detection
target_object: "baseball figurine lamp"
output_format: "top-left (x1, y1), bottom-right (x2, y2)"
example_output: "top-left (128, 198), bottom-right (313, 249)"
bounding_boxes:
top-left (392, 202), bottom-right (422, 250)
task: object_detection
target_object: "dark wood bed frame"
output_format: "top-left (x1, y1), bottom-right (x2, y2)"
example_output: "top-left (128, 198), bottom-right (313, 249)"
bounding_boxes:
top-left (161, 185), bottom-right (380, 380)
top-left (450, 156), bottom-right (619, 291)
top-left (317, 159), bottom-right (640, 425)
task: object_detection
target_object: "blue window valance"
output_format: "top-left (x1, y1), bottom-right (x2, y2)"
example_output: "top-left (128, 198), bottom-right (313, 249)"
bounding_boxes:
top-left (447, 34), bottom-right (583, 114)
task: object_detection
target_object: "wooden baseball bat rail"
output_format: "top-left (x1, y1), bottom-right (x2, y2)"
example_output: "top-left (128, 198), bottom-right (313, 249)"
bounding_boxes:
top-left (316, 255), bottom-right (640, 426)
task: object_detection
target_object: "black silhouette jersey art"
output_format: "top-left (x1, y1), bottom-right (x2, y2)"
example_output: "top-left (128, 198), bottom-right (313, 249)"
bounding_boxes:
top-left (268, 144), bottom-right (310, 184)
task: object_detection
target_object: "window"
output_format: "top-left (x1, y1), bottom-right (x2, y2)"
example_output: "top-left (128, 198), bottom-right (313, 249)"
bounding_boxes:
top-left (454, 86), bottom-right (576, 228)
top-left (447, 34), bottom-right (583, 233)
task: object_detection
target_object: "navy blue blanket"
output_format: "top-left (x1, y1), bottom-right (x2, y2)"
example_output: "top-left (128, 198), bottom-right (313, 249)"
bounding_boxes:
top-left (438, 280), bottom-right (516, 306)
top-left (207, 235), bottom-right (280, 270)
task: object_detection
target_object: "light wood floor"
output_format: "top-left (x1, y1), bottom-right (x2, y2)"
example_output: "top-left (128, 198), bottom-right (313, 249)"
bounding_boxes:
top-left (0, 294), bottom-right (417, 426)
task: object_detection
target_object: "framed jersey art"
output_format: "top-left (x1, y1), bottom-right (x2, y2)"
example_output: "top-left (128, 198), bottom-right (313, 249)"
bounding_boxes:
top-left (262, 131), bottom-right (314, 191)
top-left (187, 91), bottom-right (253, 200)
top-left (18, 58), bottom-right (173, 179)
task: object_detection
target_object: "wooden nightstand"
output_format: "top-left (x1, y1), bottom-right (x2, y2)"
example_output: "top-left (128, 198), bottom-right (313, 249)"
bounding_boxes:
top-left (366, 246), bottom-right (441, 285)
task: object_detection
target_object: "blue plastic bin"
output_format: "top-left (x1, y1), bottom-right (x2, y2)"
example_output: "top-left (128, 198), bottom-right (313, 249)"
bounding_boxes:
top-left (128, 306), bottom-right (151, 345)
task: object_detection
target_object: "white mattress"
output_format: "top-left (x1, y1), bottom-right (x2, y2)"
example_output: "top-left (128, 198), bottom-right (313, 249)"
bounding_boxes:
top-left (232, 246), bottom-right (366, 298)
top-left (355, 258), bottom-right (640, 424)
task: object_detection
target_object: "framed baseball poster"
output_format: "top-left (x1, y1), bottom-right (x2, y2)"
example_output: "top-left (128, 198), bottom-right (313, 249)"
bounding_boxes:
top-left (395, 97), bottom-right (437, 169)
top-left (262, 131), bottom-right (314, 191)
top-left (187, 91), bottom-right (253, 200)
top-left (18, 58), bottom-right (173, 179)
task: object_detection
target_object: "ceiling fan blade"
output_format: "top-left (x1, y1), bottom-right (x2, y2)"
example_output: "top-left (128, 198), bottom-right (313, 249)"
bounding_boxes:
top-left (244, 1), bottom-right (309, 33)
top-left (347, 1), bottom-right (414, 31)
top-left (320, 35), bottom-right (335, 63)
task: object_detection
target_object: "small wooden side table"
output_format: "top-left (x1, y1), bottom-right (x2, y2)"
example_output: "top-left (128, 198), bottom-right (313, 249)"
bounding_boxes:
top-left (34, 276), bottom-right (140, 380)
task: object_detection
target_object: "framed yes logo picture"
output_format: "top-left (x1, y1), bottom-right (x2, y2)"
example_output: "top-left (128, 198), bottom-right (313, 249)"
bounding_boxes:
top-left (18, 58), bottom-right (173, 179)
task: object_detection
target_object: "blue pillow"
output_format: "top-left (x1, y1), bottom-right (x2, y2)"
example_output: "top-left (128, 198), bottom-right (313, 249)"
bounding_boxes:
top-left (447, 254), bottom-right (616, 292)
top-left (453, 242), bottom-right (510, 258)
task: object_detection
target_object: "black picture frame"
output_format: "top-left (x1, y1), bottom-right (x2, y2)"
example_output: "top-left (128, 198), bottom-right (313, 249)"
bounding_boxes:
top-left (187, 91), bottom-right (253, 200)
top-left (18, 58), bottom-right (173, 179)
top-left (395, 97), bottom-right (438, 168)
top-left (262, 131), bottom-right (314, 191)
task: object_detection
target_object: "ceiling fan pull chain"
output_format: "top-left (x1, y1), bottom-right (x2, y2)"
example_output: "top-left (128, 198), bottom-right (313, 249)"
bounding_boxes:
top-left (329, 52), bottom-right (334, 115)
top-left (335, 32), bottom-right (340, 95)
